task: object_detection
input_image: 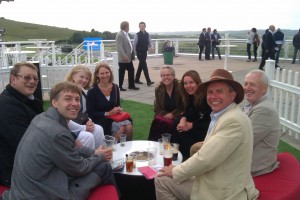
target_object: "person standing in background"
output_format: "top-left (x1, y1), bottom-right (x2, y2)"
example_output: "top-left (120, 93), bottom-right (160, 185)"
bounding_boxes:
top-left (211, 29), bottom-right (221, 60)
top-left (292, 28), bottom-right (300, 64)
top-left (246, 28), bottom-right (255, 62)
top-left (133, 22), bottom-right (154, 86)
top-left (115, 21), bottom-right (139, 91)
top-left (204, 27), bottom-right (212, 60)
top-left (252, 28), bottom-right (260, 62)
top-left (259, 25), bottom-right (282, 70)
top-left (197, 28), bottom-right (206, 60)
top-left (273, 28), bottom-right (285, 64)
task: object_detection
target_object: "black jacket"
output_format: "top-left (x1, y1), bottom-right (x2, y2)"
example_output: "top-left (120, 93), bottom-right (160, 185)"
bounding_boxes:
top-left (0, 85), bottom-right (43, 186)
top-left (293, 32), bottom-right (300, 48)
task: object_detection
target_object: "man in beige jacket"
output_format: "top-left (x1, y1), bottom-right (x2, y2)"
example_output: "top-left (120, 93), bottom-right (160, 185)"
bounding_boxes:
top-left (155, 69), bottom-right (259, 200)
top-left (243, 70), bottom-right (280, 176)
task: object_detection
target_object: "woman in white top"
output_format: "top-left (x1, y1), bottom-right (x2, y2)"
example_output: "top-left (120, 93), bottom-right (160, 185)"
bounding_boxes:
top-left (64, 64), bottom-right (104, 149)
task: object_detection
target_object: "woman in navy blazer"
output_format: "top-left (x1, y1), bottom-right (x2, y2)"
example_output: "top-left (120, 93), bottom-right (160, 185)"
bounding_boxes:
top-left (87, 62), bottom-right (133, 141)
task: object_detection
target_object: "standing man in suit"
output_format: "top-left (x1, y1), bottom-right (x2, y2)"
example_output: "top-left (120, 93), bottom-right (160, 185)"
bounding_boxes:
top-left (133, 22), bottom-right (154, 86)
top-left (243, 70), bottom-right (280, 176)
top-left (292, 28), bottom-right (300, 64)
top-left (204, 27), bottom-right (212, 60)
top-left (197, 28), bottom-right (206, 60)
top-left (115, 21), bottom-right (139, 91)
top-left (259, 25), bottom-right (282, 70)
top-left (0, 62), bottom-right (43, 187)
top-left (211, 29), bottom-right (222, 60)
top-left (155, 69), bottom-right (259, 200)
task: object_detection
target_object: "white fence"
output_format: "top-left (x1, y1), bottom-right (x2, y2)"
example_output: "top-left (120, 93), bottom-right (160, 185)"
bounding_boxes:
top-left (265, 60), bottom-right (300, 140)
top-left (0, 38), bottom-right (296, 70)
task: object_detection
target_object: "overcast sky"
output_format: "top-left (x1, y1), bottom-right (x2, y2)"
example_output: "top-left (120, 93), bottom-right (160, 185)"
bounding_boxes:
top-left (0, 0), bottom-right (299, 33)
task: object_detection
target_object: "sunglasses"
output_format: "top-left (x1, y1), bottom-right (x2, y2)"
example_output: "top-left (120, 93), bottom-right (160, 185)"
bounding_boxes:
top-left (15, 75), bottom-right (39, 82)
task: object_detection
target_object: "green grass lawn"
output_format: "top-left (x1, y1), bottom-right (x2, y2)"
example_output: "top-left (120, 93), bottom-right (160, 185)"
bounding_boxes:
top-left (44, 99), bottom-right (300, 161)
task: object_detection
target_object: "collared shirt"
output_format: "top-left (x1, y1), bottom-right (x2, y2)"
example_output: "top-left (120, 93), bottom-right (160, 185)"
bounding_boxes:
top-left (207, 102), bottom-right (235, 135)
top-left (122, 30), bottom-right (132, 53)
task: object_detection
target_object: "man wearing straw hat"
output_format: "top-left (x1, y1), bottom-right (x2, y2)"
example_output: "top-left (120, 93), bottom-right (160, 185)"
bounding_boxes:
top-left (155, 69), bottom-right (259, 200)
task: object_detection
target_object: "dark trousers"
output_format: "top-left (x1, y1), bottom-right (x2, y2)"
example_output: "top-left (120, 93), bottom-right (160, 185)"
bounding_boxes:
top-left (253, 43), bottom-right (258, 59)
top-left (259, 49), bottom-right (277, 69)
top-left (205, 43), bottom-right (211, 59)
top-left (247, 43), bottom-right (251, 59)
top-left (135, 52), bottom-right (151, 83)
top-left (275, 44), bottom-right (283, 64)
top-left (212, 45), bottom-right (221, 59)
top-left (198, 45), bottom-right (205, 59)
top-left (292, 47), bottom-right (300, 63)
top-left (118, 62), bottom-right (135, 88)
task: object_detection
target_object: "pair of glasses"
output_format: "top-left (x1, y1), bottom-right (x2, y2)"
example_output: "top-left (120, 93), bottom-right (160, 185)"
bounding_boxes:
top-left (15, 75), bottom-right (39, 82)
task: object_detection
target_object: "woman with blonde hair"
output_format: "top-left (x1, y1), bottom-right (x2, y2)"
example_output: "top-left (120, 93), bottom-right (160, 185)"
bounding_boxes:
top-left (87, 62), bottom-right (133, 141)
top-left (64, 64), bottom-right (104, 149)
top-left (172, 70), bottom-right (211, 160)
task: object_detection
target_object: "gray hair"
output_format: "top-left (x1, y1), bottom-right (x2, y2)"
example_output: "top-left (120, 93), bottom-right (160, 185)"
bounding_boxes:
top-left (248, 70), bottom-right (269, 88)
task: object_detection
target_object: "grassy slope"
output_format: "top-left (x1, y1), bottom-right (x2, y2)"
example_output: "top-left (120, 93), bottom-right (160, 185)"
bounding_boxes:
top-left (0, 18), bottom-right (76, 41)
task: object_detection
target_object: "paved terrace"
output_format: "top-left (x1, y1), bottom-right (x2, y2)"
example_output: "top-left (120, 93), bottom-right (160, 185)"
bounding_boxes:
top-left (119, 55), bottom-right (300, 150)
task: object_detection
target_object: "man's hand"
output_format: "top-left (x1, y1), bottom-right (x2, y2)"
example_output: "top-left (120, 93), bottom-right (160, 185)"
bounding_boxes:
top-left (95, 145), bottom-right (113, 161)
top-left (157, 165), bottom-right (174, 178)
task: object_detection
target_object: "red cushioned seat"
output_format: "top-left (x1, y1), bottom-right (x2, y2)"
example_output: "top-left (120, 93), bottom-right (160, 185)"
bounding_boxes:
top-left (0, 185), bottom-right (9, 196)
top-left (0, 185), bottom-right (118, 200)
top-left (87, 184), bottom-right (118, 200)
top-left (253, 152), bottom-right (300, 200)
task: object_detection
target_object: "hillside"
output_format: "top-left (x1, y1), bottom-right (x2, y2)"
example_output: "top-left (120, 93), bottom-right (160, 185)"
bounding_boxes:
top-left (0, 18), bottom-right (298, 41)
top-left (0, 18), bottom-right (77, 41)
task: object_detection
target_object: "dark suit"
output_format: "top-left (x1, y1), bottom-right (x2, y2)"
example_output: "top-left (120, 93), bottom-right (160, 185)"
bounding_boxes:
top-left (134, 31), bottom-right (152, 84)
top-left (197, 32), bottom-right (206, 60)
top-left (259, 30), bottom-right (277, 69)
top-left (204, 32), bottom-right (211, 59)
top-left (115, 30), bottom-right (135, 88)
top-left (211, 33), bottom-right (221, 59)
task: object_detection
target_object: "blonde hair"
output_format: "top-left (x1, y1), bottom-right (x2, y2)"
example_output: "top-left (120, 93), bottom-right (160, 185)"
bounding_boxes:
top-left (64, 64), bottom-right (92, 90)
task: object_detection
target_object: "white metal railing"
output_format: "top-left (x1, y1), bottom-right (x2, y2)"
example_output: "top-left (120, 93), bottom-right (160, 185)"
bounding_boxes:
top-left (0, 38), bottom-right (296, 70)
top-left (265, 60), bottom-right (300, 140)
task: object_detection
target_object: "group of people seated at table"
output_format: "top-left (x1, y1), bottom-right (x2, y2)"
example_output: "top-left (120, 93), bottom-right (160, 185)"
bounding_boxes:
top-left (0, 61), bottom-right (281, 199)
top-left (151, 67), bottom-right (281, 199)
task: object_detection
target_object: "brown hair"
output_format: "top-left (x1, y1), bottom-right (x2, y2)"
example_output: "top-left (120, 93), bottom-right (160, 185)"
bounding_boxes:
top-left (50, 82), bottom-right (81, 105)
top-left (64, 64), bottom-right (92, 90)
top-left (10, 62), bottom-right (37, 76)
top-left (180, 70), bottom-right (204, 108)
top-left (92, 62), bottom-right (114, 85)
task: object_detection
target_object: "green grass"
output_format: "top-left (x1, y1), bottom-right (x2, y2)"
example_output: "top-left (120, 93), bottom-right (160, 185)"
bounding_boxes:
top-left (43, 99), bottom-right (300, 161)
top-left (0, 18), bottom-right (76, 41)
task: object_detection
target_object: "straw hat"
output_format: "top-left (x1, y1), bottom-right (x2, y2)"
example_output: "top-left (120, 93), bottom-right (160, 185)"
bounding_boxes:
top-left (198, 69), bottom-right (244, 104)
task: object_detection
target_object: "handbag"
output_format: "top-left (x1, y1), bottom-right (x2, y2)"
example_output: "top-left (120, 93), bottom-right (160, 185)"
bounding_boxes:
top-left (106, 111), bottom-right (130, 122)
top-left (148, 115), bottom-right (173, 141)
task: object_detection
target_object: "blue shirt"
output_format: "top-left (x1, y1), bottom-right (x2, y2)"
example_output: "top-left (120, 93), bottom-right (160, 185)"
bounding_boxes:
top-left (207, 103), bottom-right (235, 135)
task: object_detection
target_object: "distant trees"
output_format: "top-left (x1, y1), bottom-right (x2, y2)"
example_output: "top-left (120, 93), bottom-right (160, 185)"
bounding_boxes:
top-left (69, 29), bottom-right (117, 44)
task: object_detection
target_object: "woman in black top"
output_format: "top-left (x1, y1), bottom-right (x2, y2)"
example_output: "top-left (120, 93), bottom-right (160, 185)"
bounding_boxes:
top-left (172, 70), bottom-right (211, 160)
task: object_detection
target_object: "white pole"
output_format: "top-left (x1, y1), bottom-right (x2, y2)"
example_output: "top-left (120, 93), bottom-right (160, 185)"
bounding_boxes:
top-left (112, 52), bottom-right (119, 86)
